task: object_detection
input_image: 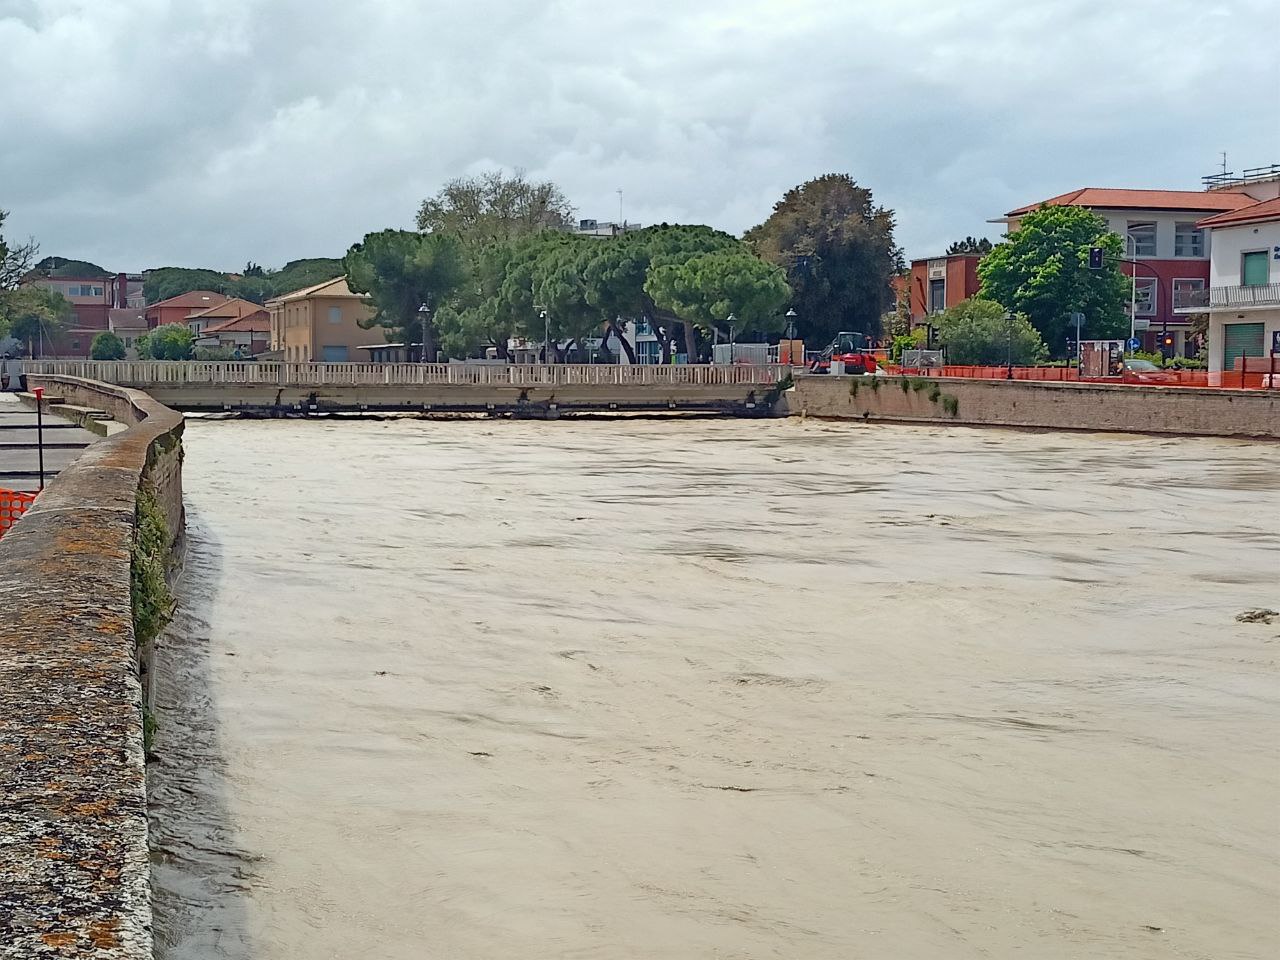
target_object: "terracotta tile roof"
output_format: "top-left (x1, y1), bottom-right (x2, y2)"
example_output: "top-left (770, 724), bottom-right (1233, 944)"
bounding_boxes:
top-left (201, 311), bottom-right (270, 334)
top-left (1196, 196), bottom-right (1280, 228)
top-left (184, 297), bottom-right (263, 321)
top-left (147, 289), bottom-right (228, 310)
top-left (1007, 188), bottom-right (1258, 217)
top-left (266, 275), bottom-right (360, 304)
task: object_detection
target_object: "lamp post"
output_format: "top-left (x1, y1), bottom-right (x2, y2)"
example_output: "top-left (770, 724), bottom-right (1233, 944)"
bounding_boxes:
top-left (785, 308), bottom-right (797, 340)
top-left (1125, 234), bottom-right (1138, 349)
top-left (1005, 311), bottom-right (1015, 379)
top-left (418, 302), bottom-right (430, 364)
top-left (727, 313), bottom-right (737, 365)
top-left (538, 308), bottom-right (550, 364)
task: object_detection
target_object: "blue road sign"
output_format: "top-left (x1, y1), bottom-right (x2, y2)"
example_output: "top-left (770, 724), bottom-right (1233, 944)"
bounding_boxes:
top-left (1127, 337), bottom-right (1141, 351)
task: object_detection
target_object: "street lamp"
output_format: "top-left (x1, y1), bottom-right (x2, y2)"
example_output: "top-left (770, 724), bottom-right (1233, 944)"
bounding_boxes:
top-left (785, 308), bottom-right (797, 340)
top-left (418, 302), bottom-right (431, 364)
top-left (1004, 311), bottom-right (1015, 379)
top-left (727, 313), bottom-right (737, 365)
top-left (538, 308), bottom-right (549, 364)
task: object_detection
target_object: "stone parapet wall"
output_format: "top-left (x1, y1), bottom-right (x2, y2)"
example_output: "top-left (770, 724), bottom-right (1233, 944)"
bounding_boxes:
top-left (788, 376), bottom-right (1280, 440)
top-left (1, 376), bottom-right (184, 958)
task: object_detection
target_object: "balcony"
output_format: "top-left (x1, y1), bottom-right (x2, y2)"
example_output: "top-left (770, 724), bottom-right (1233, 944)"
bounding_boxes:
top-left (1173, 283), bottom-right (1280, 313)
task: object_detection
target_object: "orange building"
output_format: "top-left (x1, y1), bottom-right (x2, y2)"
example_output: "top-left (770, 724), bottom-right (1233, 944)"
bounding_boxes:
top-left (145, 290), bottom-right (228, 329)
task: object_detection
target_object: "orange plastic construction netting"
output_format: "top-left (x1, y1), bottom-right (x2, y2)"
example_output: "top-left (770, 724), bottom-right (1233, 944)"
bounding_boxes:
top-left (0, 489), bottom-right (37, 537)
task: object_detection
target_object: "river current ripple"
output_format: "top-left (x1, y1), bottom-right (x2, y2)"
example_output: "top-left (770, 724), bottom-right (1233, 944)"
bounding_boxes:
top-left (147, 418), bottom-right (1280, 959)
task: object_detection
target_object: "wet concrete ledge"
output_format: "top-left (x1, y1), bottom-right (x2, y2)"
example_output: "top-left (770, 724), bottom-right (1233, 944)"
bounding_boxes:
top-left (786, 375), bottom-right (1280, 439)
top-left (1, 376), bottom-right (184, 958)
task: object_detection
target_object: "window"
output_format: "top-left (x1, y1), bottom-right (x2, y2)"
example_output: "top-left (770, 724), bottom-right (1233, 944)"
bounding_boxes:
top-left (1174, 222), bottom-right (1204, 258)
top-left (1172, 278), bottom-right (1205, 310)
top-left (328, 306), bottom-right (342, 325)
top-left (636, 340), bottom-right (661, 364)
top-left (1127, 221), bottom-right (1156, 257)
top-left (1132, 277), bottom-right (1157, 316)
top-left (1242, 251), bottom-right (1269, 287)
top-left (928, 278), bottom-right (946, 314)
top-left (321, 345), bottom-right (349, 362)
top-left (635, 319), bottom-right (652, 336)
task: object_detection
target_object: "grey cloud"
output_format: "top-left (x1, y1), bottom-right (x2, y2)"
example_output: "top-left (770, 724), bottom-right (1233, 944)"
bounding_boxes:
top-left (1, 0), bottom-right (1275, 271)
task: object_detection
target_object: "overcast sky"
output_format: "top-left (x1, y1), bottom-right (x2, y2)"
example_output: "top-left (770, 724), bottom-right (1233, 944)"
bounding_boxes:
top-left (1, 0), bottom-right (1276, 272)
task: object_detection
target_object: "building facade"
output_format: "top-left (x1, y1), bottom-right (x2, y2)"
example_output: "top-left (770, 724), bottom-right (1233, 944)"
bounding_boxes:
top-left (908, 254), bottom-right (982, 325)
top-left (183, 297), bottom-right (265, 335)
top-left (145, 290), bottom-right (229, 330)
top-left (267, 276), bottom-right (385, 363)
top-left (195, 313), bottom-right (271, 356)
top-left (1180, 197), bottom-right (1280, 384)
top-left (1001, 188), bottom-right (1262, 356)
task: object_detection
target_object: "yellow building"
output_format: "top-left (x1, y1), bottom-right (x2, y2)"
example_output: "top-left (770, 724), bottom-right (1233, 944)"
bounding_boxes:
top-left (266, 276), bottom-right (386, 363)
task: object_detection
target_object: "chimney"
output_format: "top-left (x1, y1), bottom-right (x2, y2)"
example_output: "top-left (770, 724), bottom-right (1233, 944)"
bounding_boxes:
top-left (115, 273), bottom-right (128, 308)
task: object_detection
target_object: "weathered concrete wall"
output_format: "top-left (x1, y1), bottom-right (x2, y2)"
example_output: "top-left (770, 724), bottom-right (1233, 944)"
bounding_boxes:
top-left (1, 376), bottom-right (184, 958)
top-left (131, 381), bottom-right (770, 413)
top-left (787, 375), bottom-right (1280, 439)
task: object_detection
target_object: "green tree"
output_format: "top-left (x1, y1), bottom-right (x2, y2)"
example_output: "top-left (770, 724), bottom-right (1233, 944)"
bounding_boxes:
top-left (344, 230), bottom-right (467, 361)
top-left (1, 209), bottom-right (39, 293)
top-left (144, 267), bottom-right (235, 304)
top-left (416, 170), bottom-right (575, 251)
top-left (645, 249), bottom-right (791, 352)
top-left (141, 323), bottom-right (194, 360)
top-left (745, 174), bottom-right (901, 348)
top-left (4, 286), bottom-right (73, 354)
top-left (935, 298), bottom-right (1047, 366)
top-left (90, 331), bottom-right (127, 360)
top-left (978, 205), bottom-right (1129, 355)
top-left (945, 236), bottom-right (993, 256)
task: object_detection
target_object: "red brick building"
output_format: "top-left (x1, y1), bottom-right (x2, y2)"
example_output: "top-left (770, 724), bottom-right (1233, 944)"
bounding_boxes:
top-left (144, 290), bottom-right (229, 330)
top-left (909, 253), bottom-right (983, 326)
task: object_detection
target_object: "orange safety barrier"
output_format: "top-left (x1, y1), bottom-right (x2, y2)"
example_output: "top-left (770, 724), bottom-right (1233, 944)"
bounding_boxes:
top-left (887, 364), bottom-right (1275, 390)
top-left (0, 489), bottom-right (37, 538)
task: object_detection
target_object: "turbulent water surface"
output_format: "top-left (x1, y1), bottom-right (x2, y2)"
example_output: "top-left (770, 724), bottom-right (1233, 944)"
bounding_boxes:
top-left (147, 418), bottom-right (1279, 959)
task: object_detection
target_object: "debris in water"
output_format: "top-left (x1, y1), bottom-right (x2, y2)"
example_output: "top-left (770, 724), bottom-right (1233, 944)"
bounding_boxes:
top-left (1235, 609), bottom-right (1278, 624)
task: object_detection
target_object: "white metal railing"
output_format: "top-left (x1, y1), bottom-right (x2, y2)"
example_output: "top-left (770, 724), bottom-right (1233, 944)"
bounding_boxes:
top-left (20, 360), bottom-right (790, 388)
top-left (1211, 283), bottom-right (1280, 309)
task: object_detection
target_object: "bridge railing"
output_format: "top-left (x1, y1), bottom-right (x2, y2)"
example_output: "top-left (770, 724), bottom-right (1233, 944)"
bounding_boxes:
top-left (20, 361), bottom-right (790, 388)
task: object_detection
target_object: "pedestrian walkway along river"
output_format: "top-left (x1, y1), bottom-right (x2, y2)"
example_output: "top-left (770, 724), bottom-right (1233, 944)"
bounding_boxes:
top-left (148, 418), bottom-right (1279, 959)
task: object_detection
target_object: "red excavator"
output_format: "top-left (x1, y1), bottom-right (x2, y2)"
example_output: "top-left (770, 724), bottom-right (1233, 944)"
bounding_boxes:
top-left (809, 332), bottom-right (879, 375)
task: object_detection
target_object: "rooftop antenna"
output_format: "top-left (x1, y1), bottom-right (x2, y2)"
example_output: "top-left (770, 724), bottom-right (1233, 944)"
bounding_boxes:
top-left (617, 188), bottom-right (624, 227)
top-left (1220, 151), bottom-right (1228, 178)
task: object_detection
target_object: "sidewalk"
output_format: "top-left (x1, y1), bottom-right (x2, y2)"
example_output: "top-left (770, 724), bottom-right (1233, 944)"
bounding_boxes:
top-left (0, 394), bottom-right (100, 492)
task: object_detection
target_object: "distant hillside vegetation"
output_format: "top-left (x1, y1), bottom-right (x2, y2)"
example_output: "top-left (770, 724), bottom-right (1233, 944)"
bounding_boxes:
top-left (144, 258), bottom-right (345, 305)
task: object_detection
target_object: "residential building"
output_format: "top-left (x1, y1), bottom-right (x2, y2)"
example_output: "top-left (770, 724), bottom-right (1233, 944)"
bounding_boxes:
top-left (146, 290), bottom-right (229, 330)
top-left (183, 297), bottom-right (265, 335)
top-left (909, 254), bottom-right (983, 326)
top-left (266, 276), bottom-right (386, 363)
top-left (108, 309), bottom-right (149, 359)
top-left (999, 187), bottom-right (1261, 355)
top-left (570, 219), bottom-right (642, 238)
top-left (194, 312), bottom-right (271, 356)
top-left (1177, 195), bottom-right (1280, 384)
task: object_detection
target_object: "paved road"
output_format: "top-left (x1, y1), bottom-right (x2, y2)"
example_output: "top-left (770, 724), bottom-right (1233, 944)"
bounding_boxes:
top-left (0, 395), bottom-right (99, 492)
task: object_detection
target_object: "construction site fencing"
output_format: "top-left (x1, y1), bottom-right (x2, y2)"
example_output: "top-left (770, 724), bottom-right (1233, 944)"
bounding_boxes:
top-left (21, 361), bottom-right (792, 389)
top-left (0, 489), bottom-right (37, 537)
top-left (885, 363), bottom-right (1275, 390)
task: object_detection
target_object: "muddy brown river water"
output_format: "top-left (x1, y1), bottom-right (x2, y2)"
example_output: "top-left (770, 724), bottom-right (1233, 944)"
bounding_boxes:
top-left (147, 418), bottom-right (1279, 959)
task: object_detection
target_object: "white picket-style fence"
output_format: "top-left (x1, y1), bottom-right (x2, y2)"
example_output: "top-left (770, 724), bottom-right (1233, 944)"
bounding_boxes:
top-left (21, 361), bottom-right (789, 388)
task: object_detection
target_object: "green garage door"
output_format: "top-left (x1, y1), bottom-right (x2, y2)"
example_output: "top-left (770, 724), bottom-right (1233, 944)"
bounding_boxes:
top-left (1222, 322), bottom-right (1264, 370)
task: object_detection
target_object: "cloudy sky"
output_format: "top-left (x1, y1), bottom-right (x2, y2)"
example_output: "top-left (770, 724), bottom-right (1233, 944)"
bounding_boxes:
top-left (1, 0), bottom-right (1276, 272)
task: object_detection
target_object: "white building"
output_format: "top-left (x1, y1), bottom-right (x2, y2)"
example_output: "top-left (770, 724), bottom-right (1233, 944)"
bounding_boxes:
top-left (1181, 196), bottom-right (1280, 385)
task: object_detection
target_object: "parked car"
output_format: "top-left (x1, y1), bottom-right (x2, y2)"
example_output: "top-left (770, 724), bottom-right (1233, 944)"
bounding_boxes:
top-left (1121, 358), bottom-right (1178, 385)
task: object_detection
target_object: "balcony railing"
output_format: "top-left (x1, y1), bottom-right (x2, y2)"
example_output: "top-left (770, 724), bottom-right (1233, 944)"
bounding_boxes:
top-left (1173, 283), bottom-right (1280, 312)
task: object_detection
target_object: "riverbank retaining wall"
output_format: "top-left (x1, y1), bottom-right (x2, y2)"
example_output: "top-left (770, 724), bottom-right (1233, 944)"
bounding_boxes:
top-left (786, 375), bottom-right (1280, 439)
top-left (0, 375), bottom-right (184, 958)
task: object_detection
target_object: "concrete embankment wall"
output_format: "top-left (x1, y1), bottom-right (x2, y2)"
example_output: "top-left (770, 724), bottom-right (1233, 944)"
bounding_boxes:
top-left (1, 376), bottom-right (184, 958)
top-left (787, 375), bottom-right (1280, 439)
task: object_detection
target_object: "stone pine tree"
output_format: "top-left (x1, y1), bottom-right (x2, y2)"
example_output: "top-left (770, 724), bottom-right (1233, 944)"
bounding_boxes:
top-left (344, 230), bottom-right (467, 362)
top-left (978, 205), bottom-right (1129, 355)
top-left (745, 174), bottom-right (901, 348)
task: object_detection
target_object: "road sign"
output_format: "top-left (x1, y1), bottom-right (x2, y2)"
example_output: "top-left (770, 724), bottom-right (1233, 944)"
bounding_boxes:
top-left (1127, 337), bottom-right (1142, 351)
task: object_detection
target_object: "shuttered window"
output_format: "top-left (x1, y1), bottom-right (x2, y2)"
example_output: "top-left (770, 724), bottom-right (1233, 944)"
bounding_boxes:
top-left (1241, 251), bottom-right (1269, 287)
top-left (1222, 322), bottom-right (1264, 370)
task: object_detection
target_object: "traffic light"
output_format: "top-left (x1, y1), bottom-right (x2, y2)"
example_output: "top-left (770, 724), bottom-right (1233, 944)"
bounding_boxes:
top-left (1088, 247), bottom-right (1104, 270)
top-left (1161, 334), bottom-right (1174, 349)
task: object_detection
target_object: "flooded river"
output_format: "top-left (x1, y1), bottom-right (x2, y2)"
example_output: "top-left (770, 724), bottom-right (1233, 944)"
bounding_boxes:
top-left (148, 418), bottom-right (1279, 959)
